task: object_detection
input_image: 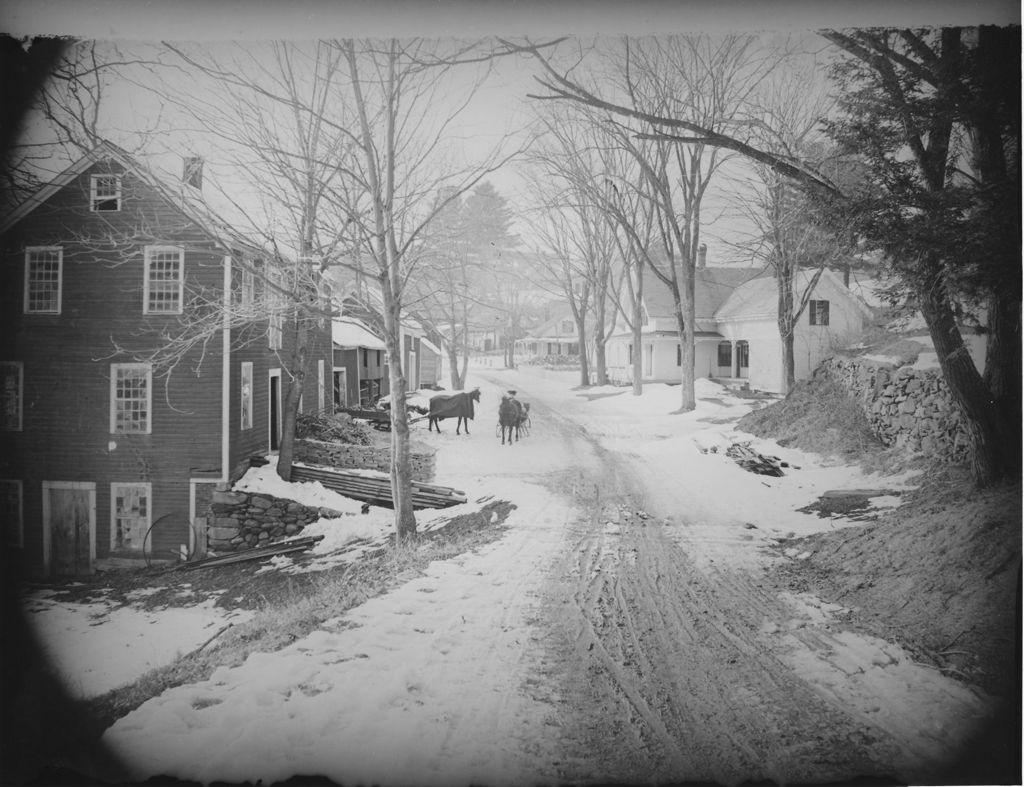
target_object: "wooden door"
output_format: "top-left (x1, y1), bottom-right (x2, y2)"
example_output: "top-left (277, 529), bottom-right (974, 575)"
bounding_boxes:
top-left (43, 482), bottom-right (95, 575)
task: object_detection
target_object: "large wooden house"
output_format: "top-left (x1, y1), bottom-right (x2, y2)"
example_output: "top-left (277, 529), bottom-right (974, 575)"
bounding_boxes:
top-left (0, 141), bottom-right (333, 575)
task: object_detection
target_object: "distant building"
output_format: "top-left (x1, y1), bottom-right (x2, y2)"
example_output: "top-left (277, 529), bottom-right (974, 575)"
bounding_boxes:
top-left (0, 141), bottom-right (332, 575)
top-left (606, 266), bottom-right (872, 393)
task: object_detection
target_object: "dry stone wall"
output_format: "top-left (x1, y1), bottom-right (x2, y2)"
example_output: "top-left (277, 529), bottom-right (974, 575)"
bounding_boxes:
top-left (294, 438), bottom-right (436, 482)
top-left (821, 357), bottom-right (970, 463)
top-left (205, 490), bottom-right (344, 552)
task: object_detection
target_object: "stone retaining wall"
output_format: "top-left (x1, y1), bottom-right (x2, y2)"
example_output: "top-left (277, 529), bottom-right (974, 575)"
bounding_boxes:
top-left (294, 437), bottom-right (436, 482)
top-left (205, 490), bottom-right (344, 552)
top-left (820, 356), bottom-right (969, 463)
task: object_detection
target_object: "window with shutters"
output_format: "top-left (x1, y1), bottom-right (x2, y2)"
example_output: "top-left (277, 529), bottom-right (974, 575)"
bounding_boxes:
top-left (809, 299), bottom-right (830, 326)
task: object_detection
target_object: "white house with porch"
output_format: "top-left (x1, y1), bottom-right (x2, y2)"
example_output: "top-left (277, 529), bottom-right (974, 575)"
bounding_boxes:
top-left (606, 266), bottom-right (872, 393)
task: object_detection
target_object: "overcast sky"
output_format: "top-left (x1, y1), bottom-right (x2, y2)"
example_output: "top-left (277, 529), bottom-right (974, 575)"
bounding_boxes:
top-left (4, 0), bottom-right (1018, 264)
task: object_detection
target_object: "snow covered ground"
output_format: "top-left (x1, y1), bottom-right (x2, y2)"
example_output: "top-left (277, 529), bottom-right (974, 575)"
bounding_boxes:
top-left (23, 365), bottom-right (991, 784)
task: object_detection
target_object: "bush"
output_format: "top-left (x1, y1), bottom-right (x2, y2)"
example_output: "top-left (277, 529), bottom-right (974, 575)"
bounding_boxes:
top-left (295, 412), bottom-right (374, 445)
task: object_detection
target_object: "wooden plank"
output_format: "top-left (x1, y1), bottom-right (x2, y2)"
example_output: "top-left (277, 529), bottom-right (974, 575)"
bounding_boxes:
top-left (290, 464), bottom-right (466, 509)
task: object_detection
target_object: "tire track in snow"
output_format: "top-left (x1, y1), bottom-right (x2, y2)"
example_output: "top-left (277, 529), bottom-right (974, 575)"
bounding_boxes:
top-left (508, 390), bottom-right (901, 785)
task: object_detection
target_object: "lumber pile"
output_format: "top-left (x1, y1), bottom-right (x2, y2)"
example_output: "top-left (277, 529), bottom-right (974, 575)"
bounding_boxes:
top-left (290, 464), bottom-right (467, 510)
top-left (178, 534), bottom-right (324, 571)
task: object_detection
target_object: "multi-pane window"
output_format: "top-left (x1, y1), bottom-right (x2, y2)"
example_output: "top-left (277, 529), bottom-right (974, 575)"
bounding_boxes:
top-left (24, 247), bottom-right (62, 314)
top-left (111, 483), bottom-right (150, 552)
top-left (1, 362), bottom-right (22, 431)
top-left (809, 299), bottom-right (830, 326)
top-left (111, 363), bottom-right (152, 434)
top-left (240, 362), bottom-right (253, 430)
top-left (90, 174), bottom-right (122, 212)
top-left (561, 319), bottom-right (573, 333)
top-left (144, 246), bottom-right (184, 314)
top-left (676, 344), bottom-right (682, 367)
top-left (2, 480), bottom-right (23, 547)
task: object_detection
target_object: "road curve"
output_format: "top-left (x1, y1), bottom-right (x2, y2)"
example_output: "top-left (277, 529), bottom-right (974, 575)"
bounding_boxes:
top-left (474, 372), bottom-right (911, 785)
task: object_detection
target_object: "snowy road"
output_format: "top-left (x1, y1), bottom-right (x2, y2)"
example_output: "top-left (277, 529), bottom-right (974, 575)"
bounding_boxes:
top-left (475, 370), bottom-right (993, 785)
top-left (94, 367), bottom-right (994, 785)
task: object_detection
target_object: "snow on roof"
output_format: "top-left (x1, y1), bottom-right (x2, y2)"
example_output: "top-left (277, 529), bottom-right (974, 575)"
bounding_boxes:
top-left (643, 267), bottom-right (763, 321)
top-left (332, 318), bottom-right (385, 349)
top-left (715, 268), bottom-right (873, 322)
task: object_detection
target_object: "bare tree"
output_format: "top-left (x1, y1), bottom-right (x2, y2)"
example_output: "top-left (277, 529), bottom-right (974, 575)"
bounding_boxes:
top-left (525, 35), bottom-right (786, 410)
top-left (523, 109), bottom-right (621, 386)
top-left (726, 70), bottom-right (849, 393)
top-left (334, 38), bottom-right (519, 536)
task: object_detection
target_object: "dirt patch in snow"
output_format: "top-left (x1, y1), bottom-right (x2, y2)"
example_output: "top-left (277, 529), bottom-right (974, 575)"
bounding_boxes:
top-left (738, 373), bottom-right (907, 473)
top-left (769, 468), bottom-right (1021, 698)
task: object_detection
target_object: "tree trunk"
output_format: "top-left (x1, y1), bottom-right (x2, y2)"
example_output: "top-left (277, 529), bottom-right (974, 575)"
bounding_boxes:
top-left (675, 270), bottom-right (696, 412)
top-left (275, 328), bottom-right (307, 482)
top-left (919, 271), bottom-right (1011, 486)
top-left (780, 330), bottom-right (795, 396)
top-left (631, 296), bottom-right (643, 396)
top-left (383, 323), bottom-right (417, 537)
top-left (577, 314), bottom-right (590, 386)
top-left (593, 296), bottom-right (608, 386)
top-left (982, 289), bottom-right (1022, 468)
top-left (777, 272), bottom-right (796, 395)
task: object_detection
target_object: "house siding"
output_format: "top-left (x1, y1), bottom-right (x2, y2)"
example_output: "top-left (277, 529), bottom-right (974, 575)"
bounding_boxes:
top-left (1, 159), bottom-right (227, 572)
top-left (2, 153), bottom-right (332, 573)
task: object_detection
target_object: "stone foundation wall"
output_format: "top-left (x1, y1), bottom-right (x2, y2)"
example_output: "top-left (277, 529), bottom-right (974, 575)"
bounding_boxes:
top-left (294, 437), bottom-right (436, 482)
top-left (821, 357), bottom-right (970, 463)
top-left (205, 490), bottom-right (344, 552)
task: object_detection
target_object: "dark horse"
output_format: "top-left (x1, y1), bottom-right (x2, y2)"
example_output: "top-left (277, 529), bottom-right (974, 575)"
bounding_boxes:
top-left (498, 395), bottom-right (528, 445)
top-left (428, 388), bottom-right (481, 435)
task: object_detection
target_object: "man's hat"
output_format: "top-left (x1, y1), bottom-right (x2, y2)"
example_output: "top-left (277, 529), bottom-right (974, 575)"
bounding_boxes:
top-left (507, 390), bottom-right (517, 395)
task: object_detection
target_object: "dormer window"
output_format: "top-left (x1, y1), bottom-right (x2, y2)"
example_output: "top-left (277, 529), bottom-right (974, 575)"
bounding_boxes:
top-left (560, 319), bottom-right (573, 333)
top-left (90, 174), bottom-right (122, 212)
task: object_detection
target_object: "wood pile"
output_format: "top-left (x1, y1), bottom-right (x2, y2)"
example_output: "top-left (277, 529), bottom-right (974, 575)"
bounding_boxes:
top-left (725, 443), bottom-right (787, 477)
top-left (177, 534), bottom-right (324, 571)
top-left (290, 464), bottom-right (467, 510)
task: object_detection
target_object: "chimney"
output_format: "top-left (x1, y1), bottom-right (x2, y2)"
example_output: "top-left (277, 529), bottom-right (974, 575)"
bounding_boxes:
top-left (183, 156), bottom-right (204, 190)
top-left (697, 242), bottom-right (707, 269)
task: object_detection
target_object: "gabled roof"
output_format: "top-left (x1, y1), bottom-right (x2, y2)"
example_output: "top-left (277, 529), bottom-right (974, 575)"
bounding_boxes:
top-left (0, 140), bottom-right (261, 253)
top-left (529, 312), bottom-right (577, 339)
top-left (715, 268), bottom-right (873, 322)
top-left (642, 266), bottom-right (763, 321)
top-left (332, 317), bottom-right (386, 350)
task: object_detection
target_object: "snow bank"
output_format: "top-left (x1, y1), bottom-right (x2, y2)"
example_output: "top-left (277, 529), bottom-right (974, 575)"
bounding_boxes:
top-left (233, 460), bottom-right (366, 514)
top-left (24, 593), bottom-right (252, 699)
